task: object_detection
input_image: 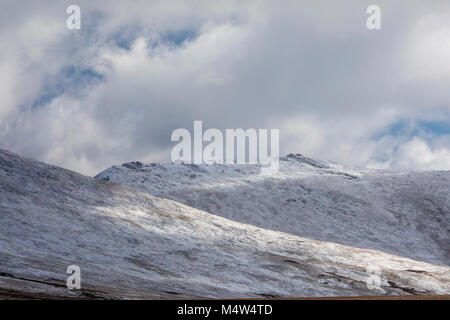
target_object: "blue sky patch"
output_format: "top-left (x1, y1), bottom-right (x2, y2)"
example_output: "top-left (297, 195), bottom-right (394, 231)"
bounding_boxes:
top-left (161, 29), bottom-right (198, 46)
top-left (31, 66), bottom-right (103, 109)
top-left (372, 119), bottom-right (450, 141)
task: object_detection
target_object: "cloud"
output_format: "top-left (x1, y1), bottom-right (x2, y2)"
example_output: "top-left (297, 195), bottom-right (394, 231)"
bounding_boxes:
top-left (369, 137), bottom-right (450, 170)
top-left (0, 0), bottom-right (450, 175)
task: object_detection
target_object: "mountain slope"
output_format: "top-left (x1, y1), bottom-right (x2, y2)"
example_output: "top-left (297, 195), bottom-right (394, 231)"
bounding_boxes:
top-left (96, 154), bottom-right (450, 266)
top-left (1, 149), bottom-right (450, 299)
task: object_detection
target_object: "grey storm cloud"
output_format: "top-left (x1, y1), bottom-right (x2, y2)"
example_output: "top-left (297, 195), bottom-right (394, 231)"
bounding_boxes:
top-left (0, 0), bottom-right (450, 175)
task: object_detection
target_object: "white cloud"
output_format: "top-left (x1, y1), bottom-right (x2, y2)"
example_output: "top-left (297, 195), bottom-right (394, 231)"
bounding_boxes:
top-left (387, 138), bottom-right (450, 170)
top-left (0, 0), bottom-right (450, 174)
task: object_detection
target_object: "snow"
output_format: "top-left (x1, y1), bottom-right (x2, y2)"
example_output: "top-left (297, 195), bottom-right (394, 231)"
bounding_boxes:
top-left (96, 153), bottom-right (450, 266)
top-left (0, 149), bottom-right (449, 299)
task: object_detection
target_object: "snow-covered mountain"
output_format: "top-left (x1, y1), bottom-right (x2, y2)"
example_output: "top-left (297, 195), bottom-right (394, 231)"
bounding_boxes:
top-left (1, 149), bottom-right (449, 299)
top-left (96, 154), bottom-right (450, 267)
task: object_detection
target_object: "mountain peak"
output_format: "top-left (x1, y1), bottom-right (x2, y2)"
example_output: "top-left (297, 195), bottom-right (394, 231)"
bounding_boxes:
top-left (281, 153), bottom-right (331, 169)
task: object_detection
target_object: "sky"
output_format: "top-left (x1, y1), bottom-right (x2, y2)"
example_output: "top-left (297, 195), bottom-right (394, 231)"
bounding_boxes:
top-left (0, 0), bottom-right (450, 175)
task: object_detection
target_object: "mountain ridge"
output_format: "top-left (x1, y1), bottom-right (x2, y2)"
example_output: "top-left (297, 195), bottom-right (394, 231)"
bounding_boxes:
top-left (1, 148), bottom-right (449, 299)
top-left (96, 153), bottom-right (450, 266)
